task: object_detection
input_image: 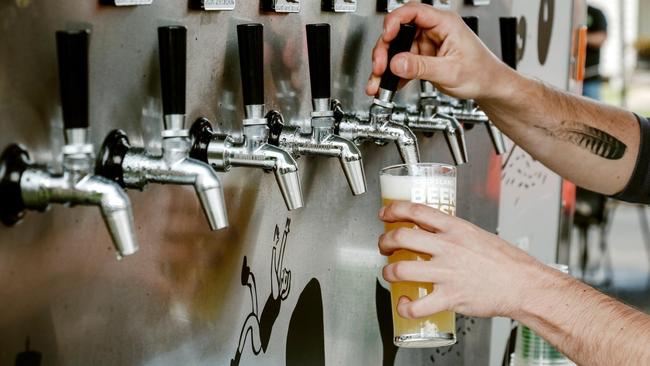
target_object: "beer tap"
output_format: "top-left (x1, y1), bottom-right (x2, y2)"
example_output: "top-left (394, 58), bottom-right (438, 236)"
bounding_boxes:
top-left (189, 23), bottom-right (304, 210)
top-left (264, 24), bottom-right (366, 196)
top-left (334, 23), bottom-right (420, 165)
top-left (0, 30), bottom-right (139, 258)
top-left (437, 16), bottom-right (507, 155)
top-left (388, 76), bottom-right (469, 165)
top-left (96, 26), bottom-right (228, 230)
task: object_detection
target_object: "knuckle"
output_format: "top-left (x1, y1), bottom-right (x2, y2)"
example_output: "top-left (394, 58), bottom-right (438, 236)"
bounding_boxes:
top-left (408, 204), bottom-right (426, 219)
top-left (392, 262), bottom-right (409, 279)
top-left (392, 227), bottom-right (410, 243)
top-left (415, 57), bottom-right (429, 79)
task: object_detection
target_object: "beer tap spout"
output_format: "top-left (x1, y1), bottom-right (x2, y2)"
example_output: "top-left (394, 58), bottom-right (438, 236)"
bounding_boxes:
top-left (96, 26), bottom-right (229, 231)
top-left (189, 23), bottom-right (304, 211)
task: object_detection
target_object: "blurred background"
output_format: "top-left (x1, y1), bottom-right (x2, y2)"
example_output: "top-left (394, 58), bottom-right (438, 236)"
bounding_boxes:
top-left (570, 0), bottom-right (650, 319)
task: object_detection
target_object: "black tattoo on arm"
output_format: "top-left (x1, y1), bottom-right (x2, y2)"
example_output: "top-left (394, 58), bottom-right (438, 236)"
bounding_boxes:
top-left (534, 121), bottom-right (627, 160)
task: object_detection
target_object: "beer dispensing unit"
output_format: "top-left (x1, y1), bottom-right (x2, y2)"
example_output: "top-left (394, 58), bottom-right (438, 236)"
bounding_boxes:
top-left (263, 23), bottom-right (367, 196)
top-left (0, 30), bottom-right (139, 259)
top-left (334, 23), bottom-right (421, 165)
top-left (96, 26), bottom-right (229, 230)
top-left (189, 23), bottom-right (304, 211)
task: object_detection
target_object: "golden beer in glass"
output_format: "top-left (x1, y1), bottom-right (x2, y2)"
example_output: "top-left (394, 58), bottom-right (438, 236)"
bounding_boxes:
top-left (380, 163), bottom-right (457, 348)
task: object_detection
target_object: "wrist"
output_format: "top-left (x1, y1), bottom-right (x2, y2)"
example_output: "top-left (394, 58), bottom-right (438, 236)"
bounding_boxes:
top-left (509, 264), bottom-right (577, 325)
top-left (476, 63), bottom-right (531, 105)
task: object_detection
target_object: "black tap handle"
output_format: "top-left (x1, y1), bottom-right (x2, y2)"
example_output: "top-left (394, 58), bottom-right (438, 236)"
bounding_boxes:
top-left (462, 16), bottom-right (479, 36)
top-left (237, 23), bottom-right (264, 106)
top-left (56, 30), bottom-right (90, 130)
top-left (306, 23), bottom-right (331, 100)
top-left (158, 26), bottom-right (187, 116)
top-left (379, 23), bottom-right (417, 92)
top-left (266, 110), bottom-right (285, 146)
top-left (499, 17), bottom-right (518, 70)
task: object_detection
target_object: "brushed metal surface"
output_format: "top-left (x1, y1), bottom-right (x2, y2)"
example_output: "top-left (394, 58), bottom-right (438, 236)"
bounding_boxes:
top-left (0, 0), bottom-right (556, 365)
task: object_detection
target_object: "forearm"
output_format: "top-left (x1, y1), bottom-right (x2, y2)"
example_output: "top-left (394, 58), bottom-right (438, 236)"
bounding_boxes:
top-left (511, 266), bottom-right (650, 365)
top-left (477, 69), bottom-right (639, 195)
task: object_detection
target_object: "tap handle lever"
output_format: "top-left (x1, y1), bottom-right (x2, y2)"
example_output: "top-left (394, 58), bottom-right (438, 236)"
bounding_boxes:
top-left (158, 26), bottom-right (187, 116)
top-left (379, 23), bottom-right (417, 93)
top-left (306, 23), bottom-right (331, 100)
top-left (462, 16), bottom-right (479, 36)
top-left (266, 110), bottom-right (285, 146)
top-left (499, 17), bottom-right (518, 70)
top-left (237, 23), bottom-right (264, 106)
top-left (56, 30), bottom-right (90, 130)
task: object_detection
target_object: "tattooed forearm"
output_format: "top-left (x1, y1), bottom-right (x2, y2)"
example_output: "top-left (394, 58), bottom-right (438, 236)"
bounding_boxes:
top-left (534, 121), bottom-right (627, 160)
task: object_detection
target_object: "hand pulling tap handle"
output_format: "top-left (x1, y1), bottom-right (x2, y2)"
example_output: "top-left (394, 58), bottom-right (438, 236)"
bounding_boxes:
top-left (379, 23), bottom-right (417, 93)
top-left (237, 23), bottom-right (264, 106)
top-left (462, 16), bottom-right (479, 36)
top-left (158, 26), bottom-right (187, 116)
top-left (306, 23), bottom-right (331, 100)
top-left (499, 17), bottom-right (518, 71)
top-left (56, 30), bottom-right (90, 130)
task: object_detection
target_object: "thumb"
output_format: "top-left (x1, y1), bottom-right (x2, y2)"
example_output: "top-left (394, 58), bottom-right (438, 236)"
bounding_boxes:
top-left (391, 53), bottom-right (448, 84)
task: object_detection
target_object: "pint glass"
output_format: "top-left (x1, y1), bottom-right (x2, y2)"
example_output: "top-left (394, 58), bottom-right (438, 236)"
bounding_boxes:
top-left (379, 163), bottom-right (457, 348)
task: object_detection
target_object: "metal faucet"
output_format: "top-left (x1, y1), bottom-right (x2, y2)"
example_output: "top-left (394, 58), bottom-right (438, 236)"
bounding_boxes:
top-left (189, 23), bottom-right (304, 211)
top-left (266, 24), bottom-right (367, 196)
top-left (0, 30), bottom-right (139, 258)
top-left (389, 80), bottom-right (469, 165)
top-left (96, 26), bottom-right (228, 230)
top-left (334, 23), bottom-right (420, 165)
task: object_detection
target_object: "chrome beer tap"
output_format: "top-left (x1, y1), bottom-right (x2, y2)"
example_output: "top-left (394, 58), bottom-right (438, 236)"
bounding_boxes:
top-left (389, 80), bottom-right (469, 165)
top-left (0, 30), bottom-right (139, 258)
top-left (437, 16), bottom-right (507, 155)
top-left (334, 23), bottom-right (420, 165)
top-left (189, 23), bottom-right (304, 211)
top-left (265, 24), bottom-right (366, 196)
top-left (96, 26), bottom-right (228, 230)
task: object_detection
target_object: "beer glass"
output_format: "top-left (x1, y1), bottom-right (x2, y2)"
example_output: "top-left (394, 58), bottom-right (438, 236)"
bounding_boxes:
top-left (379, 163), bottom-right (457, 348)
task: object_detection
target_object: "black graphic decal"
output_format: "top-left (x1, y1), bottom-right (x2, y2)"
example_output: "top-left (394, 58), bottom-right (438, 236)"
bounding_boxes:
top-left (537, 0), bottom-right (555, 65)
top-left (517, 16), bottom-right (527, 63)
top-left (286, 278), bottom-right (326, 366)
top-left (534, 121), bottom-right (627, 160)
top-left (376, 280), bottom-right (398, 366)
top-left (15, 337), bottom-right (41, 366)
top-left (231, 218), bottom-right (292, 366)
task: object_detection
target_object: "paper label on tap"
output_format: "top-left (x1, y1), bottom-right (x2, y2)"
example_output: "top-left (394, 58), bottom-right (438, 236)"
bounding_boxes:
top-left (202, 0), bottom-right (235, 10)
top-left (112, 0), bottom-right (153, 5)
top-left (270, 0), bottom-right (300, 12)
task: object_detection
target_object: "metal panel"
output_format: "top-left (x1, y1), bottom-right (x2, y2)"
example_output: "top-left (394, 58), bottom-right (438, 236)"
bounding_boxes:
top-left (0, 0), bottom-right (569, 365)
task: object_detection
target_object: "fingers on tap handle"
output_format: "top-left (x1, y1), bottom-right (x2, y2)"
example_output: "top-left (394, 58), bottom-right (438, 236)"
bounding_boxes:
top-left (462, 16), bottom-right (479, 36)
top-left (55, 30), bottom-right (90, 130)
top-left (499, 17), bottom-right (519, 71)
top-left (379, 23), bottom-right (417, 92)
top-left (306, 23), bottom-right (331, 100)
top-left (158, 26), bottom-right (187, 116)
top-left (237, 23), bottom-right (264, 106)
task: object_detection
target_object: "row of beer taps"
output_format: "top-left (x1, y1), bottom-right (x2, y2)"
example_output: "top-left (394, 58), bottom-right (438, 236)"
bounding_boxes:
top-left (0, 17), bottom-right (519, 260)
